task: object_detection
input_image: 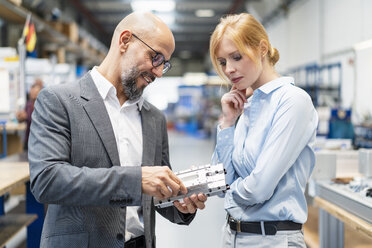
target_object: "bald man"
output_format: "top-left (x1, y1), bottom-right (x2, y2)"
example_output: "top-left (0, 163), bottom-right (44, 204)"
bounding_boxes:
top-left (28, 12), bottom-right (207, 248)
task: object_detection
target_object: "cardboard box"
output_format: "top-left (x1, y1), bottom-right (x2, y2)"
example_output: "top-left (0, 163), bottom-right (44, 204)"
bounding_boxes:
top-left (57, 47), bottom-right (65, 64)
top-left (79, 38), bottom-right (89, 50)
top-left (63, 22), bottom-right (79, 43)
top-left (49, 21), bottom-right (79, 43)
top-left (49, 21), bottom-right (64, 33)
top-left (9, 0), bottom-right (22, 6)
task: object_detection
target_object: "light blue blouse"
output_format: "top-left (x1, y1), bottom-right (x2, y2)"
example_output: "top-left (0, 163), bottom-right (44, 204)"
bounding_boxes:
top-left (214, 77), bottom-right (318, 223)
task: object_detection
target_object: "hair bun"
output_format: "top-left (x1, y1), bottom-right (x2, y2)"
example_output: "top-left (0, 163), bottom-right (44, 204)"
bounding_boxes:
top-left (270, 47), bottom-right (280, 65)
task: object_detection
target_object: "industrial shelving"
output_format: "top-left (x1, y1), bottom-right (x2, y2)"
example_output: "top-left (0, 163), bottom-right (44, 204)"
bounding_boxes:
top-left (0, 0), bottom-right (107, 65)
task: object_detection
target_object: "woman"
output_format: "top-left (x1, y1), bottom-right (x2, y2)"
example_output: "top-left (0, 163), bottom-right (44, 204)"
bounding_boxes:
top-left (210, 13), bottom-right (318, 247)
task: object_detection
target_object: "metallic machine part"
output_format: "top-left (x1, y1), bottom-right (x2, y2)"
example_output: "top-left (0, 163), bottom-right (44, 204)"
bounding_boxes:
top-left (154, 163), bottom-right (229, 208)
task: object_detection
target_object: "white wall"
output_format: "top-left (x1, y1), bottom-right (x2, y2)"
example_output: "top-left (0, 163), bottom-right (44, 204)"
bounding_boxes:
top-left (354, 46), bottom-right (372, 123)
top-left (267, 0), bottom-right (320, 69)
top-left (362, 0), bottom-right (372, 40)
top-left (322, 0), bottom-right (363, 55)
top-left (288, 0), bottom-right (321, 68)
top-left (267, 18), bottom-right (288, 73)
top-left (266, 0), bottom-right (372, 119)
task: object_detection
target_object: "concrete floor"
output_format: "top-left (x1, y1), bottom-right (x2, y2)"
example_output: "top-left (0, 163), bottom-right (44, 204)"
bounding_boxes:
top-left (155, 130), bottom-right (226, 248)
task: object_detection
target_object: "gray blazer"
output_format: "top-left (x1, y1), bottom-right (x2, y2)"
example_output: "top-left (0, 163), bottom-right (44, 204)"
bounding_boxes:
top-left (28, 72), bottom-right (194, 248)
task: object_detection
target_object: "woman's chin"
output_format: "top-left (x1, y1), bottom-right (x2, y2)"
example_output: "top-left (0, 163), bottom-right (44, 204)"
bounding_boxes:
top-left (234, 82), bottom-right (248, 91)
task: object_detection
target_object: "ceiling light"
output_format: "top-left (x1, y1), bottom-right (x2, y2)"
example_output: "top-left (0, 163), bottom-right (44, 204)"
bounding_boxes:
top-left (354, 39), bottom-right (372, 50)
top-left (131, 1), bottom-right (176, 12)
top-left (195, 9), bottom-right (215, 18)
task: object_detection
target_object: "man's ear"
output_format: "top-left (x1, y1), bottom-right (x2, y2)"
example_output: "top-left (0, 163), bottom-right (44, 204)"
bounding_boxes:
top-left (259, 40), bottom-right (268, 58)
top-left (119, 31), bottom-right (131, 52)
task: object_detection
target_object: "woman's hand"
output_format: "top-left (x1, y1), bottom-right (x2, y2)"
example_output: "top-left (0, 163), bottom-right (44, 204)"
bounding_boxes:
top-left (220, 85), bottom-right (248, 129)
top-left (173, 193), bottom-right (207, 214)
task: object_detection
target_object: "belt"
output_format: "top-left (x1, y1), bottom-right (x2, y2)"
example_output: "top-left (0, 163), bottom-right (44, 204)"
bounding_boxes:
top-left (227, 214), bottom-right (302, 235)
top-left (125, 235), bottom-right (145, 248)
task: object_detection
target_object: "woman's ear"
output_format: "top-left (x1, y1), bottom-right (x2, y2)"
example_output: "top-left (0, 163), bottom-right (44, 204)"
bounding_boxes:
top-left (119, 31), bottom-right (131, 52)
top-left (259, 40), bottom-right (268, 58)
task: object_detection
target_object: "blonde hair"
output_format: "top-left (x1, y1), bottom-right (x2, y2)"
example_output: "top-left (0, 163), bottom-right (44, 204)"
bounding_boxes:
top-left (209, 13), bottom-right (279, 79)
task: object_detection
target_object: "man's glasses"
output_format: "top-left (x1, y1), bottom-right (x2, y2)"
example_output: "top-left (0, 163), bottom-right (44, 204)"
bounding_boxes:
top-left (132, 33), bottom-right (172, 74)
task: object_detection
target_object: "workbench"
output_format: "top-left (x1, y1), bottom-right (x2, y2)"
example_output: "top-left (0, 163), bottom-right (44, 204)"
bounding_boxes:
top-left (315, 180), bottom-right (372, 248)
top-left (0, 153), bottom-right (43, 248)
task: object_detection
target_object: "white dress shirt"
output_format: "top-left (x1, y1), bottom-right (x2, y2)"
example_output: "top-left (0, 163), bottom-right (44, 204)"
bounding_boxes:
top-left (91, 67), bottom-right (144, 241)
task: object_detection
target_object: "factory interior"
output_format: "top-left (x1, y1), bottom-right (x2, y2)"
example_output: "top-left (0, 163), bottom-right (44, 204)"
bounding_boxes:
top-left (0, 0), bottom-right (372, 247)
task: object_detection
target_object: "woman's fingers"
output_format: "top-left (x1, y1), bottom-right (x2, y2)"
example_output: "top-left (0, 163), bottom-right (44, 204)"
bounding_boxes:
top-left (236, 89), bottom-right (248, 102)
top-left (228, 93), bottom-right (245, 109)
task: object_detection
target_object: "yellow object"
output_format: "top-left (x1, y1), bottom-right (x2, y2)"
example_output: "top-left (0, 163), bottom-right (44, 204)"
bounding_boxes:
top-left (4, 56), bottom-right (19, 62)
top-left (23, 20), bottom-right (37, 52)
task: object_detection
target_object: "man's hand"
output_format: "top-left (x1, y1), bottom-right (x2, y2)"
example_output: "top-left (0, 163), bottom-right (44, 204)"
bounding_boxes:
top-left (142, 166), bottom-right (187, 199)
top-left (173, 193), bottom-right (207, 214)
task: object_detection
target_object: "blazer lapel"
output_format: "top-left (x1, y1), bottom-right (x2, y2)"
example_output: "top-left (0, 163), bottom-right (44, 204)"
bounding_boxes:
top-left (80, 72), bottom-right (120, 167)
top-left (140, 102), bottom-right (156, 166)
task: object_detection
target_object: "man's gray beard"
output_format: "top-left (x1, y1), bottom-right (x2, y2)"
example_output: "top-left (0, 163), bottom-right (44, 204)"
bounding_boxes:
top-left (121, 67), bottom-right (144, 101)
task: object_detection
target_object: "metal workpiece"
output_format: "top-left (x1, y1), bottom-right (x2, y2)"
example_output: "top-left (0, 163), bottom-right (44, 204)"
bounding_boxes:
top-left (154, 163), bottom-right (229, 208)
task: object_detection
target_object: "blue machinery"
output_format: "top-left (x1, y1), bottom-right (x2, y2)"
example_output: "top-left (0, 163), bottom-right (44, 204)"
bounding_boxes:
top-left (289, 62), bottom-right (342, 107)
top-left (26, 182), bottom-right (43, 247)
top-left (288, 62), bottom-right (355, 139)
